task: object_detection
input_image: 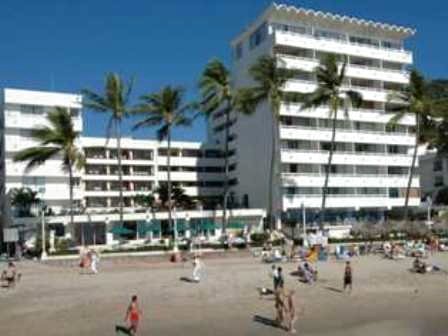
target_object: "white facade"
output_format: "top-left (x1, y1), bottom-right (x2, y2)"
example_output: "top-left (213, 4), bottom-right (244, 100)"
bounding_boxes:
top-left (81, 137), bottom-right (225, 212)
top-left (1, 89), bottom-right (83, 219)
top-left (208, 4), bottom-right (420, 223)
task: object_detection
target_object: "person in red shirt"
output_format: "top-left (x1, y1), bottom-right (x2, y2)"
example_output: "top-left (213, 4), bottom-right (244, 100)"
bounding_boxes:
top-left (125, 295), bottom-right (142, 335)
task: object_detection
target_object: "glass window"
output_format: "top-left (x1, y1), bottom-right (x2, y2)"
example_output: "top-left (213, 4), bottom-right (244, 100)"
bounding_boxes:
top-left (435, 175), bottom-right (444, 187)
top-left (433, 159), bottom-right (443, 172)
top-left (249, 22), bottom-right (268, 49)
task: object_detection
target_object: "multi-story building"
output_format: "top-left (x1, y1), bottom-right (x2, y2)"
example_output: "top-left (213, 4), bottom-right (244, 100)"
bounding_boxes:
top-left (81, 137), bottom-right (225, 211)
top-left (1, 89), bottom-right (265, 246)
top-left (1, 89), bottom-right (84, 220)
top-left (208, 3), bottom-right (419, 225)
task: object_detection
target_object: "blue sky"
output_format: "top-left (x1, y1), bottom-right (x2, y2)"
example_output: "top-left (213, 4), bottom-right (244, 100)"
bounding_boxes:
top-left (1, 0), bottom-right (446, 141)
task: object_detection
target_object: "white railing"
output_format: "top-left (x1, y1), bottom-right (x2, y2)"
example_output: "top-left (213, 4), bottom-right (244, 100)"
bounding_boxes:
top-left (280, 147), bottom-right (412, 158)
top-left (277, 53), bottom-right (410, 75)
top-left (281, 172), bottom-right (410, 178)
top-left (275, 29), bottom-right (412, 56)
top-left (280, 124), bottom-right (413, 136)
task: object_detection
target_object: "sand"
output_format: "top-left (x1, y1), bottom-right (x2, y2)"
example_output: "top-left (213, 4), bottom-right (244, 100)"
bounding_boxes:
top-left (1, 253), bottom-right (448, 335)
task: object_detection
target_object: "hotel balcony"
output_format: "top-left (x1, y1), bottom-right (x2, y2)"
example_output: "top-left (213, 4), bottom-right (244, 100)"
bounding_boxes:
top-left (277, 53), bottom-right (409, 84)
top-left (281, 173), bottom-right (419, 188)
top-left (274, 30), bottom-right (413, 64)
top-left (283, 79), bottom-right (397, 103)
top-left (279, 103), bottom-right (415, 126)
top-left (279, 125), bottom-right (415, 146)
top-left (281, 149), bottom-right (413, 167)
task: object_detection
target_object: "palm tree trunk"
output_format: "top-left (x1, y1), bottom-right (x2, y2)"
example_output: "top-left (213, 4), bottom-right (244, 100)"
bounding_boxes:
top-left (320, 103), bottom-right (338, 231)
top-left (116, 118), bottom-right (124, 226)
top-left (268, 116), bottom-right (278, 231)
top-left (68, 162), bottom-right (75, 242)
top-left (167, 126), bottom-right (173, 237)
top-left (404, 114), bottom-right (420, 223)
top-left (222, 101), bottom-right (231, 236)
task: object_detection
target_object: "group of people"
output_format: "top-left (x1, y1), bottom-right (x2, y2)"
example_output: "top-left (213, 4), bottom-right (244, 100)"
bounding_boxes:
top-left (79, 249), bottom-right (100, 274)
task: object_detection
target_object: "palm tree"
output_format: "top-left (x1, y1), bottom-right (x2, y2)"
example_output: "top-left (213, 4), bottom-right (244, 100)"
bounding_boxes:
top-left (9, 187), bottom-right (40, 217)
top-left (235, 55), bottom-right (300, 230)
top-left (387, 70), bottom-right (436, 223)
top-left (134, 193), bottom-right (156, 209)
top-left (133, 86), bottom-right (192, 235)
top-left (13, 107), bottom-right (84, 227)
top-left (300, 54), bottom-right (362, 229)
top-left (156, 184), bottom-right (195, 210)
top-left (82, 73), bottom-right (133, 225)
top-left (198, 58), bottom-right (250, 235)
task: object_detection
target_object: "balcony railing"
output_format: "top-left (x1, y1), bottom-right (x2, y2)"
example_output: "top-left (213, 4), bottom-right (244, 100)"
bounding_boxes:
top-left (281, 147), bottom-right (412, 158)
top-left (281, 172), bottom-right (412, 178)
top-left (274, 29), bottom-right (412, 56)
top-left (280, 124), bottom-right (413, 136)
top-left (277, 53), bottom-right (409, 76)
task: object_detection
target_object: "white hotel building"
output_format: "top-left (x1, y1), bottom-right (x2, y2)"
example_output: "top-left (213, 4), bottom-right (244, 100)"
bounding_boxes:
top-left (1, 89), bottom-right (263, 245)
top-left (1, 4), bottom-right (421, 246)
top-left (208, 4), bottom-right (419, 224)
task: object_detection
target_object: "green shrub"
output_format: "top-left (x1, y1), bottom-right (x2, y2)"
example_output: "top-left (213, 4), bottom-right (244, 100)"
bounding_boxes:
top-left (250, 232), bottom-right (269, 244)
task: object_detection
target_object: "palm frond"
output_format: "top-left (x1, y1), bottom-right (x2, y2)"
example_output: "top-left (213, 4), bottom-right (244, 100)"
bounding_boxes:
top-left (13, 146), bottom-right (60, 172)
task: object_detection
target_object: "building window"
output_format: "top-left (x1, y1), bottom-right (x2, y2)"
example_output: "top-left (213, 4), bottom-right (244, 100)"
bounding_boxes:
top-left (433, 159), bottom-right (443, 172)
top-left (389, 188), bottom-right (399, 198)
top-left (434, 175), bottom-right (444, 187)
top-left (249, 22), bottom-right (268, 49)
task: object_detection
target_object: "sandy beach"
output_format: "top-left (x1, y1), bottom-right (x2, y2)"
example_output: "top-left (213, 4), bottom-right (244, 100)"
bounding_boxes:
top-left (1, 253), bottom-right (448, 336)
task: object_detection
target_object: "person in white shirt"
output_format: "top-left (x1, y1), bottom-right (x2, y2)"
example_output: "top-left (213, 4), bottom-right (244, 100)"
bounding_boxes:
top-left (90, 250), bottom-right (99, 274)
top-left (192, 255), bottom-right (202, 282)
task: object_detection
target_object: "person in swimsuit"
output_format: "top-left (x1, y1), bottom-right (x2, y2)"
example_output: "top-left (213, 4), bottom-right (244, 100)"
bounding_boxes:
top-left (285, 290), bottom-right (297, 334)
top-left (125, 295), bottom-right (142, 335)
top-left (343, 261), bottom-right (352, 293)
top-left (274, 288), bottom-right (286, 328)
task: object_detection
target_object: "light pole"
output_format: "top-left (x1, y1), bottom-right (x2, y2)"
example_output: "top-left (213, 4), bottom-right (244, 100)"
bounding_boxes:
top-left (301, 201), bottom-right (308, 248)
top-left (40, 200), bottom-right (47, 260)
top-left (426, 195), bottom-right (433, 225)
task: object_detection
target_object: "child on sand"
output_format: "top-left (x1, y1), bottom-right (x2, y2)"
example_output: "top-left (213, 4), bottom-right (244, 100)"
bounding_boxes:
top-left (124, 295), bottom-right (142, 335)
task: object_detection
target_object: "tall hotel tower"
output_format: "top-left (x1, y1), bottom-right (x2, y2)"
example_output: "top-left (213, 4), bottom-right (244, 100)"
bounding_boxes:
top-left (208, 4), bottom-right (418, 224)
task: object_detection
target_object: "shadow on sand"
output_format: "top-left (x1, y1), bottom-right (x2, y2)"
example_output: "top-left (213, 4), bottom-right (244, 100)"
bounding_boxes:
top-left (115, 325), bottom-right (132, 335)
top-left (179, 276), bottom-right (199, 283)
top-left (323, 286), bottom-right (344, 293)
top-left (253, 315), bottom-right (284, 330)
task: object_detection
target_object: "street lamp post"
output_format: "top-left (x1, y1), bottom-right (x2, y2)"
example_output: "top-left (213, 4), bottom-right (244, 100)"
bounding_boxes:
top-left (427, 196), bottom-right (433, 225)
top-left (301, 201), bottom-right (308, 248)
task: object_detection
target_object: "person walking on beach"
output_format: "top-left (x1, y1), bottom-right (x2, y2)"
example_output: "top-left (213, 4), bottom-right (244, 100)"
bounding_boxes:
top-left (343, 261), bottom-right (353, 293)
top-left (90, 250), bottom-right (99, 274)
top-left (274, 288), bottom-right (286, 328)
top-left (124, 295), bottom-right (142, 335)
top-left (192, 255), bottom-right (202, 282)
top-left (285, 290), bottom-right (297, 334)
